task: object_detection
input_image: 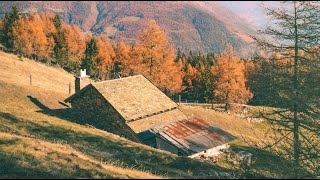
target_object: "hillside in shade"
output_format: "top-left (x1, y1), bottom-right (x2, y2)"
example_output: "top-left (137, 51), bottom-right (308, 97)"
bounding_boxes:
top-left (0, 1), bottom-right (258, 56)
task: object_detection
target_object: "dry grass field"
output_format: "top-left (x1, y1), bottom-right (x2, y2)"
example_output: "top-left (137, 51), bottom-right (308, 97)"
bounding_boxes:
top-left (0, 51), bottom-right (312, 178)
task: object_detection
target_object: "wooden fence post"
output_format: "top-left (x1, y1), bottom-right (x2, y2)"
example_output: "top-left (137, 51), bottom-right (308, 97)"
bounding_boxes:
top-left (30, 74), bottom-right (32, 86)
top-left (69, 82), bottom-right (71, 94)
top-left (178, 95), bottom-right (181, 105)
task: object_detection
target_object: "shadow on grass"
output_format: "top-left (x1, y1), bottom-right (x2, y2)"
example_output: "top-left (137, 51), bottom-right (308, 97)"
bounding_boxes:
top-left (27, 96), bottom-right (141, 142)
top-left (27, 95), bottom-right (78, 123)
top-left (0, 112), bottom-right (20, 123)
top-left (0, 151), bottom-right (61, 179)
top-left (230, 144), bottom-right (314, 179)
top-left (0, 149), bottom-right (112, 179)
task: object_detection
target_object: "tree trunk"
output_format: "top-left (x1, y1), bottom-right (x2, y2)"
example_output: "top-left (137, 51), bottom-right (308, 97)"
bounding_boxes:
top-left (225, 93), bottom-right (229, 112)
top-left (293, 1), bottom-right (300, 168)
top-left (150, 57), bottom-right (153, 76)
top-left (225, 102), bottom-right (229, 112)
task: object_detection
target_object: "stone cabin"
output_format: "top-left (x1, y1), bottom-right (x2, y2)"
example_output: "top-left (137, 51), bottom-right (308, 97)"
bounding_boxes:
top-left (64, 70), bottom-right (187, 142)
top-left (64, 70), bottom-right (235, 156)
top-left (138, 117), bottom-right (236, 158)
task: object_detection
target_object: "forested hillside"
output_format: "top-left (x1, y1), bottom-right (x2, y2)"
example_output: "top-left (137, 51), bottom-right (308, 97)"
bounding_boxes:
top-left (0, 1), bottom-right (257, 56)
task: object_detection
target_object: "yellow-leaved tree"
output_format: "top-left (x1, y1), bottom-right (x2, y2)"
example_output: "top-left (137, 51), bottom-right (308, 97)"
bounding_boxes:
top-left (113, 42), bottom-right (137, 77)
top-left (96, 35), bottom-right (115, 80)
top-left (12, 12), bottom-right (59, 62)
top-left (211, 44), bottom-right (253, 111)
top-left (137, 20), bottom-right (184, 95)
top-left (62, 24), bottom-right (86, 71)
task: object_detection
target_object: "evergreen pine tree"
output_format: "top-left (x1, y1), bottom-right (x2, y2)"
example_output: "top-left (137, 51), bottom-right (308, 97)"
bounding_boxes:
top-left (83, 37), bottom-right (99, 79)
top-left (175, 48), bottom-right (182, 62)
top-left (52, 14), bottom-right (66, 66)
top-left (2, 5), bottom-right (20, 49)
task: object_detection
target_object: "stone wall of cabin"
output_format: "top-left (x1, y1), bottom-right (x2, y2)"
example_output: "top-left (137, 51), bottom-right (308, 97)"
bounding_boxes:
top-left (70, 86), bottom-right (141, 142)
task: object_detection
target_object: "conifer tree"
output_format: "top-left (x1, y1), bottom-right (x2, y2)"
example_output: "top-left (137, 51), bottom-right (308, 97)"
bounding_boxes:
top-left (53, 14), bottom-right (66, 66)
top-left (83, 37), bottom-right (99, 79)
top-left (2, 5), bottom-right (20, 49)
top-left (211, 44), bottom-right (252, 111)
top-left (175, 48), bottom-right (182, 62)
top-left (198, 64), bottom-right (214, 103)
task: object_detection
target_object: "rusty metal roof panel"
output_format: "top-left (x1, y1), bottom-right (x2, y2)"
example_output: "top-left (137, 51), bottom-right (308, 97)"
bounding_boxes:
top-left (150, 117), bottom-right (236, 155)
top-left (127, 108), bottom-right (187, 133)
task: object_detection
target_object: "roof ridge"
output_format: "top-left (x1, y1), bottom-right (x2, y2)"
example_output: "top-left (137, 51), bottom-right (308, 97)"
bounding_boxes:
top-left (91, 74), bottom-right (143, 85)
top-left (127, 107), bottom-right (177, 123)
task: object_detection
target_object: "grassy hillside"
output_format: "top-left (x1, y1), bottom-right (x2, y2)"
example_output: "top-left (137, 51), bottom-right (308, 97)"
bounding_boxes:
top-left (0, 51), bottom-right (312, 178)
top-left (0, 51), bottom-right (232, 178)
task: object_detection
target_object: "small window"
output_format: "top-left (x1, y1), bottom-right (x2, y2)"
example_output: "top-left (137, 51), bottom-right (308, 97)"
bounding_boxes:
top-left (96, 98), bottom-right (102, 107)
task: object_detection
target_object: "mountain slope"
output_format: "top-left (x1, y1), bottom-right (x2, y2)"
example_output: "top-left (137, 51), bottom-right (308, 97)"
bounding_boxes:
top-left (218, 1), bottom-right (271, 29)
top-left (0, 1), bottom-right (258, 57)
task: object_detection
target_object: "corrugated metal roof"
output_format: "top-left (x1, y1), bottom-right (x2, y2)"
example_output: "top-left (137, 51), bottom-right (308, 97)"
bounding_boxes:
top-left (150, 117), bottom-right (236, 155)
top-left (127, 108), bottom-right (187, 133)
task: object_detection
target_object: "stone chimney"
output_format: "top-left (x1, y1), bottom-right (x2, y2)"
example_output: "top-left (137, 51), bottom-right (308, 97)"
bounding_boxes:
top-left (75, 69), bottom-right (90, 93)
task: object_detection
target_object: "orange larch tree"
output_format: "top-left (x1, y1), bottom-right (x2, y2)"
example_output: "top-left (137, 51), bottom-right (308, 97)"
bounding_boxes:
top-left (29, 13), bottom-right (48, 61)
top-left (12, 17), bottom-right (33, 57)
top-left (211, 44), bottom-right (253, 111)
top-left (62, 24), bottom-right (86, 71)
top-left (137, 20), bottom-right (184, 95)
top-left (96, 35), bottom-right (115, 80)
top-left (157, 54), bottom-right (185, 95)
top-left (183, 63), bottom-right (201, 96)
top-left (113, 42), bottom-right (143, 77)
top-left (39, 12), bottom-right (56, 61)
top-left (13, 13), bottom-right (49, 62)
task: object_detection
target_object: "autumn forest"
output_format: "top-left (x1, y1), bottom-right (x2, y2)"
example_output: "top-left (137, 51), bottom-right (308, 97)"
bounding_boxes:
top-left (0, 6), bottom-right (273, 111)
